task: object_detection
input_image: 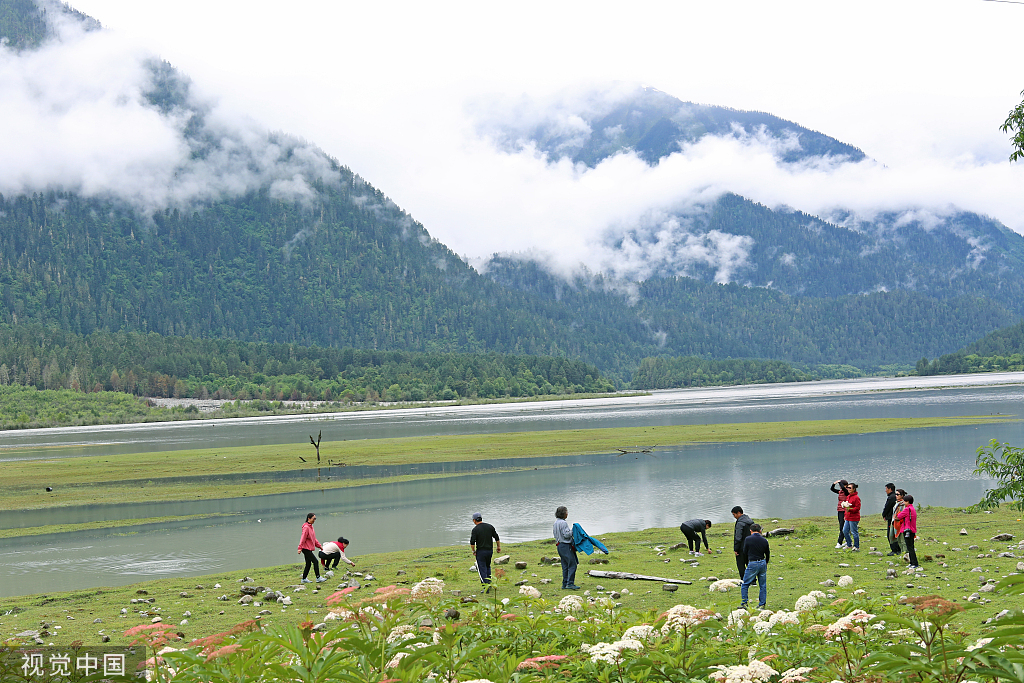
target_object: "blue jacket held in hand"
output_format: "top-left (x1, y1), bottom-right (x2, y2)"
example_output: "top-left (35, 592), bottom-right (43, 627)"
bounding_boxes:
top-left (572, 523), bottom-right (609, 555)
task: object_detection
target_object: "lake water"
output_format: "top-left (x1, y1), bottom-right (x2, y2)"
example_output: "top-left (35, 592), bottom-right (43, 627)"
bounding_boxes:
top-left (1, 373), bottom-right (1023, 597)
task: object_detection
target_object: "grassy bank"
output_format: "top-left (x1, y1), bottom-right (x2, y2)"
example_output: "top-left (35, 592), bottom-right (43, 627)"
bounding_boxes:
top-left (1, 416), bottom-right (1010, 512)
top-left (2, 506), bottom-right (1021, 649)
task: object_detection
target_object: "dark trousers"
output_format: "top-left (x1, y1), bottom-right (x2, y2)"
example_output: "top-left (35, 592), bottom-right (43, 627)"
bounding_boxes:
top-left (475, 549), bottom-right (493, 584)
top-left (836, 511), bottom-right (846, 545)
top-left (887, 521), bottom-right (901, 553)
top-left (301, 549), bottom-right (320, 579)
top-left (681, 527), bottom-right (700, 551)
top-left (736, 552), bottom-right (747, 579)
top-left (904, 531), bottom-right (918, 565)
top-left (557, 542), bottom-right (578, 588)
top-left (319, 550), bottom-right (340, 569)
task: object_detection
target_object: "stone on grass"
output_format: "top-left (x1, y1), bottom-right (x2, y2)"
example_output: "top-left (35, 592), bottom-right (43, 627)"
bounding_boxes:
top-left (238, 595), bottom-right (254, 605)
top-left (494, 555), bottom-right (511, 565)
top-left (589, 557), bottom-right (609, 565)
top-left (991, 533), bottom-right (1014, 542)
top-left (515, 561), bottom-right (528, 570)
top-left (662, 584), bottom-right (678, 592)
top-left (820, 579), bottom-right (836, 587)
top-left (960, 529), bottom-right (968, 535)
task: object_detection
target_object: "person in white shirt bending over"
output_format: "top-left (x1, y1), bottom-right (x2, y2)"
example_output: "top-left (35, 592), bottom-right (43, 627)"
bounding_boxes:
top-left (319, 536), bottom-right (357, 570)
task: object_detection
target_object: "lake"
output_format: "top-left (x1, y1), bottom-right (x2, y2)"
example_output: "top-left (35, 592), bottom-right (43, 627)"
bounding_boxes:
top-left (1, 373), bottom-right (1022, 597)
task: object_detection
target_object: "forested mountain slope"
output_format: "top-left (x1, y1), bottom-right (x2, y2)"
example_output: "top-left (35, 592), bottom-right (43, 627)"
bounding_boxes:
top-left (1, 0), bottom-right (1020, 379)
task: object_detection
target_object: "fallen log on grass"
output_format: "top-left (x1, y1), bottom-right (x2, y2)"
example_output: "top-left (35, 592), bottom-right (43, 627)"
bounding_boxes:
top-left (588, 570), bottom-right (692, 585)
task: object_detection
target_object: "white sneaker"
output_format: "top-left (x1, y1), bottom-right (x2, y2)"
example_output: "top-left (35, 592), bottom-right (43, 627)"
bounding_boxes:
top-left (316, 577), bottom-right (327, 583)
top-left (300, 578), bottom-right (312, 583)
top-left (835, 543), bottom-right (844, 549)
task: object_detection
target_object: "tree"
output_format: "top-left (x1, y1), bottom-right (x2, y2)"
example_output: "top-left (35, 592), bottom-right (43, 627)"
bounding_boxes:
top-left (973, 439), bottom-right (1024, 511)
top-left (1001, 89), bottom-right (1024, 163)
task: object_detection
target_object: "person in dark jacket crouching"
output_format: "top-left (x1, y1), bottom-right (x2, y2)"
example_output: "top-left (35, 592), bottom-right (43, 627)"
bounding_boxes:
top-left (739, 523), bottom-right (770, 609)
top-left (732, 506), bottom-right (754, 578)
top-left (679, 518), bottom-right (712, 554)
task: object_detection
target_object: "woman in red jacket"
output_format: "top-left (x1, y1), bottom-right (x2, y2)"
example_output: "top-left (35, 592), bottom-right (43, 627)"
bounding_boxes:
top-left (841, 482), bottom-right (862, 550)
top-left (895, 493), bottom-right (919, 568)
top-left (297, 512), bottom-right (326, 583)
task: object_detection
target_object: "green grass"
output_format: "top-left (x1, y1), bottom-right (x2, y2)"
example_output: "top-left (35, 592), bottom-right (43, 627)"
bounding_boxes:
top-left (2, 505), bottom-right (1021, 647)
top-left (1, 415), bottom-right (1010, 511)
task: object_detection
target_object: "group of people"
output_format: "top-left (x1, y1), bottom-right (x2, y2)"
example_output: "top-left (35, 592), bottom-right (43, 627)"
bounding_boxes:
top-left (681, 506), bottom-right (769, 610)
top-left (295, 512), bottom-right (357, 583)
top-left (832, 480), bottom-right (919, 568)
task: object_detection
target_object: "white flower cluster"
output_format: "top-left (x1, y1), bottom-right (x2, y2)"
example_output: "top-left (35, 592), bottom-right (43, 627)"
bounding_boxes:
top-left (518, 585), bottom-right (542, 599)
top-left (966, 637), bottom-right (994, 652)
top-left (727, 608), bottom-right (749, 629)
top-left (385, 625), bottom-right (416, 644)
top-left (709, 578), bottom-right (743, 593)
top-left (410, 577), bottom-right (445, 596)
top-left (580, 638), bottom-right (644, 664)
top-left (794, 591), bottom-right (826, 612)
top-left (747, 610), bottom-right (801, 635)
top-left (824, 609), bottom-right (874, 639)
top-left (778, 666), bottom-right (815, 683)
top-left (661, 604), bottom-right (718, 634)
top-left (837, 575), bottom-right (854, 588)
top-left (555, 594), bottom-right (585, 613)
top-left (622, 624), bottom-right (659, 643)
top-left (709, 659), bottom-right (777, 683)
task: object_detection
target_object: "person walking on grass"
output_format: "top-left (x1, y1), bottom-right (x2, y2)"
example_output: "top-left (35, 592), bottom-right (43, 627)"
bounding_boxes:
top-left (882, 483), bottom-right (900, 555)
top-left (739, 523), bottom-right (770, 610)
top-left (553, 506), bottom-right (580, 590)
top-left (896, 493), bottom-right (919, 568)
top-left (297, 512), bottom-right (326, 583)
top-left (842, 482), bottom-right (862, 550)
top-left (470, 512), bottom-right (501, 588)
top-left (732, 506), bottom-right (754, 579)
top-left (679, 518), bottom-right (712, 555)
top-left (830, 479), bottom-right (850, 548)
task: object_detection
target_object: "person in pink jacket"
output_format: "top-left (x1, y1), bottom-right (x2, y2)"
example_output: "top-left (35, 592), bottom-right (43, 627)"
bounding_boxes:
top-left (297, 512), bottom-right (326, 583)
top-left (841, 482), bottom-right (861, 550)
top-left (895, 494), bottom-right (919, 568)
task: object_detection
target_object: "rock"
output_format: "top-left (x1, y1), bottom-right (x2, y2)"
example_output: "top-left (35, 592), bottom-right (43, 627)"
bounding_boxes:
top-left (120, 609), bottom-right (127, 616)
top-left (540, 578), bottom-right (552, 584)
top-left (838, 563), bottom-right (850, 568)
top-left (662, 584), bottom-right (679, 591)
top-left (820, 579), bottom-right (836, 587)
top-left (610, 591), bottom-right (621, 599)
top-left (595, 585), bottom-right (605, 590)
top-left (93, 618), bottom-right (103, 623)
top-left (494, 555), bottom-right (511, 565)
top-left (179, 592), bottom-right (191, 598)
top-left (460, 596), bottom-right (478, 604)
top-left (258, 610), bottom-right (272, 615)
top-left (183, 611), bottom-right (192, 617)
top-left (539, 556), bottom-right (558, 565)
top-left (979, 583), bottom-right (996, 593)
top-left (515, 561), bottom-right (528, 570)
top-left (588, 557), bottom-right (609, 565)
top-left (449, 590), bottom-right (461, 596)
top-left (960, 529), bottom-right (968, 535)
top-left (240, 586), bottom-right (258, 595)
top-left (1017, 561), bottom-right (1024, 572)
top-left (998, 552), bottom-right (1016, 558)
top-left (179, 619), bottom-right (188, 626)
top-left (621, 588), bottom-right (630, 595)
top-left (16, 631), bottom-right (40, 638)
top-left (347, 579), bottom-right (360, 590)
top-left (443, 608), bottom-right (460, 620)
top-left (214, 583), bottom-right (221, 589)
top-left (238, 595), bottom-right (254, 605)
top-left (293, 585), bottom-right (307, 592)
top-left (136, 590), bottom-right (149, 595)
top-left (217, 595), bottom-right (229, 601)
top-left (151, 617), bottom-right (163, 623)
top-left (969, 545), bottom-right (980, 551)
top-left (514, 580), bottom-right (529, 586)
top-left (101, 635), bottom-right (111, 643)
top-left (991, 534), bottom-right (1015, 542)
top-left (669, 542), bottom-right (688, 550)
top-left (886, 568), bottom-right (897, 578)
top-left (868, 551), bottom-right (883, 556)
top-left (195, 585), bottom-right (204, 590)
top-left (766, 528), bottom-right (796, 536)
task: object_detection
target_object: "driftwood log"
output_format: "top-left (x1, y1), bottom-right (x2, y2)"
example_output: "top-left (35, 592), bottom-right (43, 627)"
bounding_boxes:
top-left (588, 570), bottom-right (692, 585)
top-left (766, 528), bottom-right (796, 536)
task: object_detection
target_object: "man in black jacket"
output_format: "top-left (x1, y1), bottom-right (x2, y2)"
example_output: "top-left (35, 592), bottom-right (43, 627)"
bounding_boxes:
top-left (881, 483), bottom-right (900, 555)
top-left (732, 506), bottom-right (754, 579)
top-left (470, 513), bottom-right (501, 587)
top-left (739, 524), bottom-right (770, 609)
top-left (679, 518), bottom-right (712, 554)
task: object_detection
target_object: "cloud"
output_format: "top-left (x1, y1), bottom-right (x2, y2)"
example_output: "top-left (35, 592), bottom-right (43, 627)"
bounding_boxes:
top-left (0, 11), bottom-right (337, 215)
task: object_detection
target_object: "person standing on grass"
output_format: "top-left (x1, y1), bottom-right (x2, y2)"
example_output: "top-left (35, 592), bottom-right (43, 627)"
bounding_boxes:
top-left (297, 512), bottom-right (326, 583)
top-left (882, 483), bottom-right (900, 555)
top-left (842, 482), bottom-right (862, 550)
top-left (680, 518), bottom-right (712, 554)
top-left (553, 506), bottom-right (580, 590)
top-left (470, 513), bottom-right (501, 587)
top-left (896, 493), bottom-right (919, 568)
top-left (732, 506), bottom-right (754, 579)
top-left (739, 523), bottom-right (770, 610)
top-left (830, 479), bottom-right (850, 549)
top-left (892, 489), bottom-right (909, 556)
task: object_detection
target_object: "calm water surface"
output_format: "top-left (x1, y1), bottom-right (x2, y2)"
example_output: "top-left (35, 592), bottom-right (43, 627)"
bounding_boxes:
top-left (1, 373), bottom-right (1022, 597)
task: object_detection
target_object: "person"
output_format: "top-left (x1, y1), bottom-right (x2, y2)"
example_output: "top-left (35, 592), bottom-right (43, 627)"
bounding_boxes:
top-left (469, 512), bottom-right (501, 587)
top-left (830, 480), bottom-right (850, 549)
top-left (881, 483), bottom-right (900, 555)
top-left (320, 536), bottom-right (356, 570)
top-left (732, 506), bottom-right (753, 579)
top-left (679, 518), bottom-right (712, 554)
top-left (842, 482), bottom-right (862, 550)
top-left (892, 489), bottom-right (909, 556)
top-left (553, 506), bottom-right (579, 590)
top-left (896, 493), bottom-right (919, 568)
top-left (297, 512), bottom-right (326, 583)
top-left (739, 523), bottom-right (770, 610)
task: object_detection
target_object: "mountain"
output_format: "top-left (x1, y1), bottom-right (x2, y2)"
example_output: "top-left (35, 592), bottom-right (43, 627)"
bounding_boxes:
top-left (0, 1), bottom-right (1020, 382)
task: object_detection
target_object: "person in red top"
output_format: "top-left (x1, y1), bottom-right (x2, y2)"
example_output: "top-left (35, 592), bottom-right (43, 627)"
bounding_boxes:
top-left (841, 482), bottom-right (862, 550)
top-left (895, 493), bottom-right (919, 568)
top-left (830, 479), bottom-right (849, 549)
top-left (297, 512), bottom-right (326, 583)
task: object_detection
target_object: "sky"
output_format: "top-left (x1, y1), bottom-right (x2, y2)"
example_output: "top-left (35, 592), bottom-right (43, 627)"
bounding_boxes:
top-left (4, 0), bottom-right (1024, 277)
